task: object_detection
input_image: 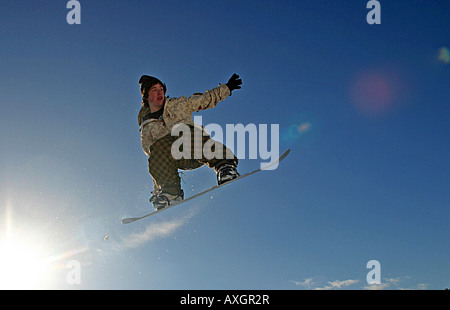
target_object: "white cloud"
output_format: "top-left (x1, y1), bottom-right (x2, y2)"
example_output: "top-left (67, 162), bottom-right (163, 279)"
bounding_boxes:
top-left (398, 283), bottom-right (429, 290)
top-left (364, 282), bottom-right (391, 290)
top-left (364, 277), bottom-right (429, 290)
top-left (315, 279), bottom-right (360, 290)
top-left (291, 277), bottom-right (428, 290)
top-left (364, 277), bottom-right (399, 290)
top-left (121, 218), bottom-right (185, 248)
top-left (291, 278), bottom-right (359, 290)
top-left (112, 209), bottom-right (199, 251)
top-left (290, 278), bottom-right (315, 289)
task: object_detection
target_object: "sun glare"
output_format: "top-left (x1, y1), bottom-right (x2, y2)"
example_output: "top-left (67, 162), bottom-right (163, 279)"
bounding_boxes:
top-left (0, 238), bottom-right (51, 289)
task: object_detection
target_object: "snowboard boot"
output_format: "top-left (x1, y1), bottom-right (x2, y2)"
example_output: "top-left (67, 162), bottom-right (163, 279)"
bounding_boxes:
top-left (216, 163), bottom-right (240, 185)
top-left (149, 189), bottom-right (184, 210)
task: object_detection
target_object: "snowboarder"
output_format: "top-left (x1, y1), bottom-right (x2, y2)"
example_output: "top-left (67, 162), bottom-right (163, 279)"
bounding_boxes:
top-left (138, 73), bottom-right (243, 210)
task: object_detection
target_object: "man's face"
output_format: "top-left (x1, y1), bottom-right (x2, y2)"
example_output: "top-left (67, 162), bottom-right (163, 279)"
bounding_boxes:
top-left (147, 83), bottom-right (165, 111)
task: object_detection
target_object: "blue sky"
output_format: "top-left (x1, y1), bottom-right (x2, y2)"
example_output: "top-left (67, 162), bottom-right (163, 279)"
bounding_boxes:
top-left (0, 1), bottom-right (448, 289)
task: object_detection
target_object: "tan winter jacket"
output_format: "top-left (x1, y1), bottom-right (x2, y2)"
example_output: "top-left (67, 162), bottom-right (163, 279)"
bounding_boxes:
top-left (138, 84), bottom-right (231, 156)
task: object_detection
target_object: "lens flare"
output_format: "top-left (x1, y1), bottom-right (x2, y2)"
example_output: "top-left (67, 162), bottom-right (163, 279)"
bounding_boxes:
top-left (437, 47), bottom-right (450, 64)
top-left (349, 68), bottom-right (407, 116)
top-left (298, 122), bottom-right (311, 134)
top-left (286, 122), bottom-right (311, 140)
top-left (350, 73), bottom-right (392, 115)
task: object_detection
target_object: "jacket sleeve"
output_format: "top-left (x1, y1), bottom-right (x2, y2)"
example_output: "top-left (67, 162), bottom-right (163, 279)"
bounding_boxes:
top-left (183, 84), bottom-right (231, 113)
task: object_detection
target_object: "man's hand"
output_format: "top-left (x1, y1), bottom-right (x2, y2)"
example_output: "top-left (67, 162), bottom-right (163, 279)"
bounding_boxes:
top-left (226, 73), bottom-right (242, 93)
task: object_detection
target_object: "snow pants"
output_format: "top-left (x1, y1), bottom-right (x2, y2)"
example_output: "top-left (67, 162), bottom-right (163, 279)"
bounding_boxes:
top-left (148, 125), bottom-right (238, 196)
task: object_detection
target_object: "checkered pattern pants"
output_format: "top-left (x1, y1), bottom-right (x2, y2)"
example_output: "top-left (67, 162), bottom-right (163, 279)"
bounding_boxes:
top-left (148, 126), bottom-right (238, 196)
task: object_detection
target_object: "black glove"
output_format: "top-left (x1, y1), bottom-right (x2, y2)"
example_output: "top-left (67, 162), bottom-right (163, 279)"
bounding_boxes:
top-left (225, 73), bottom-right (242, 93)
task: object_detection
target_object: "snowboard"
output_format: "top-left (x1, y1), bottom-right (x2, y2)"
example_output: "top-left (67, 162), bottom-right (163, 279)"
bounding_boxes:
top-left (121, 149), bottom-right (290, 224)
